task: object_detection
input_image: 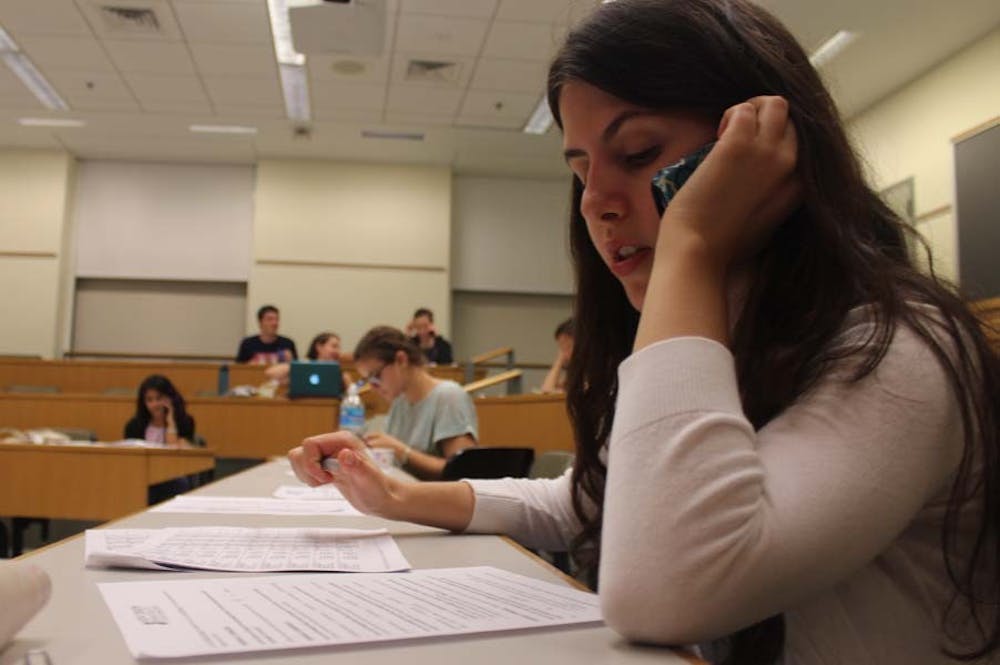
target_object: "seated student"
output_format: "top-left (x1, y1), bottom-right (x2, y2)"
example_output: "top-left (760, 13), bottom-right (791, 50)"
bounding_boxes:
top-left (351, 325), bottom-right (475, 480)
top-left (540, 317), bottom-right (574, 393)
top-left (236, 305), bottom-right (298, 364)
top-left (405, 307), bottom-right (453, 365)
top-left (265, 331), bottom-right (347, 385)
top-left (288, 1), bottom-right (1000, 663)
top-left (125, 375), bottom-right (197, 504)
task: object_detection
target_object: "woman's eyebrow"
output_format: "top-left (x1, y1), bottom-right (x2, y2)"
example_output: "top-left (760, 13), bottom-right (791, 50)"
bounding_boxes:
top-left (562, 110), bottom-right (656, 163)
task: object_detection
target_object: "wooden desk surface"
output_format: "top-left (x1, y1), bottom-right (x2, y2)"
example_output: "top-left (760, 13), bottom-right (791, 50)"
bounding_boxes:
top-left (0, 392), bottom-right (338, 458)
top-left (475, 392), bottom-right (574, 454)
top-left (8, 460), bottom-right (701, 665)
top-left (0, 441), bottom-right (213, 521)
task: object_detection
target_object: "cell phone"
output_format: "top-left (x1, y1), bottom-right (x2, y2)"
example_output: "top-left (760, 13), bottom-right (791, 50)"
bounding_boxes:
top-left (651, 141), bottom-right (716, 216)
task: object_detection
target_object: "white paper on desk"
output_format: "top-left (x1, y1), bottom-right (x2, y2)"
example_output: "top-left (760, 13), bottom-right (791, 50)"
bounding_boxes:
top-left (99, 566), bottom-right (602, 659)
top-left (85, 530), bottom-right (175, 571)
top-left (87, 527), bottom-right (408, 573)
top-left (273, 484), bottom-right (345, 500)
top-left (149, 495), bottom-right (363, 516)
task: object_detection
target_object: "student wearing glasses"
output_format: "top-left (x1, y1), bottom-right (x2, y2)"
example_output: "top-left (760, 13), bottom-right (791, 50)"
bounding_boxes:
top-left (349, 326), bottom-right (476, 480)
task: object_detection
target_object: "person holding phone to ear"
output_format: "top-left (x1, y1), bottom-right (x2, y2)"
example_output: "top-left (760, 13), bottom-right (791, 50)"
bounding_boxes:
top-left (406, 308), bottom-right (453, 365)
top-left (289, 1), bottom-right (999, 662)
top-left (124, 374), bottom-right (195, 446)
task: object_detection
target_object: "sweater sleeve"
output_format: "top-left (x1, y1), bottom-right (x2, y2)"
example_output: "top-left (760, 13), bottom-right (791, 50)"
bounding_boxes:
top-left (463, 469), bottom-right (584, 552)
top-left (598, 325), bottom-right (964, 644)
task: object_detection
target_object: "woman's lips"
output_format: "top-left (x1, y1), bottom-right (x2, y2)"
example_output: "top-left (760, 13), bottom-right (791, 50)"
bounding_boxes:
top-left (609, 246), bottom-right (652, 277)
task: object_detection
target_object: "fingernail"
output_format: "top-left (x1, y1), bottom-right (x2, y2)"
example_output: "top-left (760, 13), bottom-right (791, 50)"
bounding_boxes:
top-left (342, 450), bottom-right (357, 467)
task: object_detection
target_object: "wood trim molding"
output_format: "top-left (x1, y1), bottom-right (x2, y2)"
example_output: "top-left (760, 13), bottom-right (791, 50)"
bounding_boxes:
top-left (914, 204), bottom-right (952, 224)
top-left (951, 116), bottom-right (1000, 144)
top-left (0, 250), bottom-right (57, 259)
top-left (256, 258), bottom-right (445, 272)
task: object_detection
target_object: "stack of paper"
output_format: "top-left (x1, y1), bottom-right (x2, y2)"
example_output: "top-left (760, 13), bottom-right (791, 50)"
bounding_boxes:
top-left (85, 527), bottom-right (409, 572)
top-left (99, 566), bottom-right (602, 659)
top-left (150, 495), bottom-right (363, 516)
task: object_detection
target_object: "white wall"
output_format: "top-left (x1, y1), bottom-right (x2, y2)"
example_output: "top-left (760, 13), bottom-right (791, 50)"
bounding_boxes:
top-left (249, 160), bottom-right (453, 353)
top-left (0, 150), bottom-right (74, 358)
top-left (848, 28), bottom-right (1000, 283)
top-left (452, 176), bottom-right (573, 294)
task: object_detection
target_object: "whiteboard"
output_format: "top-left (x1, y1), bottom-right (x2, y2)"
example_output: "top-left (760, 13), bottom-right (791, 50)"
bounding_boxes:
top-left (73, 160), bottom-right (254, 281)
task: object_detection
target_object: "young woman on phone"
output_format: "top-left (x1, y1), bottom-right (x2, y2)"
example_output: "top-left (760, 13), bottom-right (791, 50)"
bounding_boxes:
top-left (124, 374), bottom-right (195, 445)
top-left (289, 1), bottom-right (999, 662)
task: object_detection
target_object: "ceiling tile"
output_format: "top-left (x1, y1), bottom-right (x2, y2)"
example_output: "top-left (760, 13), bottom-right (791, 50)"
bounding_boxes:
top-left (212, 104), bottom-right (285, 120)
top-left (312, 107), bottom-right (384, 123)
top-left (171, 1), bottom-right (271, 44)
top-left (140, 98), bottom-right (212, 114)
top-left (77, 0), bottom-right (183, 41)
top-left (455, 115), bottom-right (524, 130)
top-left (0, 89), bottom-right (44, 110)
top-left (103, 40), bottom-right (196, 74)
top-left (18, 36), bottom-right (115, 72)
top-left (482, 21), bottom-right (564, 60)
top-left (386, 86), bottom-right (462, 115)
top-left (470, 58), bottom-right (548, 92)
top-left (189, 43), bottom-right (277, 78)
top-left (307, 54), bottom-right (391, 83)
top-left (460, 90), bottom-right (539, 119)
top-left (383, 112), bottom-right (456, 127)
top-left (202, 76), bottom-right (282, 107)
top-left (124, 74), bottom-right (207, 104)
top-left (311, 80), bottom-right (386, 111)
top-left (496, 0), bottom-right (589, 23)
top-left (391, 52), bottom-right (474, 88)
top-left (401, 0), bottom-right (498, 18)
top-left (0, 0), bottom-right (92, 37)
top-left (45, 70), bottom-right (137, 107)
top-left (395, 15), bottom-right (490, 56)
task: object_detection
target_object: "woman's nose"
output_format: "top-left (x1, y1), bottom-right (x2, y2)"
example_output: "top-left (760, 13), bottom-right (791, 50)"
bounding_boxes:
top-left (579, 170), bottom-right (627, 224)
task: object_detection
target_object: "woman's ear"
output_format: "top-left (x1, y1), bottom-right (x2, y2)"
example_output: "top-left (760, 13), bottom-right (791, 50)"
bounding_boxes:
top-left (395, 349), bottom-right (409, 367)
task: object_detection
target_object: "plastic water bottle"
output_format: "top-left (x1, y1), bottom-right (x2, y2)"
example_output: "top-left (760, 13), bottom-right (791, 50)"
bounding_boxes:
top-left (338, 382), bottom-right (366, 438)
top-left (217, 364), bottom-right (229, 396)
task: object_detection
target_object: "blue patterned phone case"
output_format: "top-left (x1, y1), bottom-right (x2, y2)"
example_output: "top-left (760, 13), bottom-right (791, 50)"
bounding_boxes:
top-left (651, 141), bottom-right (716, 215)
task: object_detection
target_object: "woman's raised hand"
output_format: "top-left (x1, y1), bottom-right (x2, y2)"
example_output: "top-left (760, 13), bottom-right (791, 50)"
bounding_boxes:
top-left (660, 95), bottom-right (802, 268)
top-left (288, 431), bottom-right (400, 518)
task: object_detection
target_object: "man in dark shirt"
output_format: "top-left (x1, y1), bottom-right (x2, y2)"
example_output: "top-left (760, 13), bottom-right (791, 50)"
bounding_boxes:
top-left (236, 305), bottom-right (298, 364)
top-left (407, 307), bottom-right (453, 365)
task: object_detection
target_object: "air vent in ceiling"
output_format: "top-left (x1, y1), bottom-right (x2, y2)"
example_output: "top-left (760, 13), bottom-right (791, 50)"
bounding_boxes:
top-left (98, 6), bottom-right (161, 34)
top-left (405, 59), bottom-right (461, 85)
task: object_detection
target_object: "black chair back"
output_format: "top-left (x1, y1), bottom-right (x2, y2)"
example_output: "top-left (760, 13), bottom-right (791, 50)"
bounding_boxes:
top-left (442, 447), bottom-right (535, 481)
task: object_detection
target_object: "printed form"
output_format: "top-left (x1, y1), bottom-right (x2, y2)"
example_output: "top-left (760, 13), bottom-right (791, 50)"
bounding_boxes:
top-left (99, 566), bottom-right (602, 659)
top-left (85, 527), bottom-right (409, 572)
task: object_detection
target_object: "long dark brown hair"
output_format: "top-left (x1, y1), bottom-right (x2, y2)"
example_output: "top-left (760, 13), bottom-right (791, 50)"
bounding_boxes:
top-left (548, 0), bottom-right (999, 662)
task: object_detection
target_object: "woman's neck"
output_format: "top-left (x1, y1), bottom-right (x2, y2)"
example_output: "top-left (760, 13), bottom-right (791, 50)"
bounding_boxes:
top-left (149, 414), bottom-right (166, 427)
top-left (403, 367), bottom-right (439, 403)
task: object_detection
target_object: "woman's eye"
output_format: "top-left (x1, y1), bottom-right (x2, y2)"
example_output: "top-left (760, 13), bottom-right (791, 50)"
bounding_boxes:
top-left (624, 146), bottom-right (661, 166)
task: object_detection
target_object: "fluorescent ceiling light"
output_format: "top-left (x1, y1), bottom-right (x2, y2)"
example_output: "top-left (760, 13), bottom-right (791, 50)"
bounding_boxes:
top-left (267, 0), bottom-right (311, 122)
top-left (523, 96), bottom-right (553, 135)
top-left (809, 30), bottom-right (859, 68)
top-left (278, 63), bottom-right (311, 123)
top-left (0, 27), bottom-right (69, 111)
top-left (18, 117), bottom-right (85, 127)
top-left (190, 124), bottom-right (258, 135)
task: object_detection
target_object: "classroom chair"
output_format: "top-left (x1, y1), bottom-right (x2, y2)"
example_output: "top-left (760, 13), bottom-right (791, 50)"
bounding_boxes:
top-left (441, 447), bottom-right (534, 481)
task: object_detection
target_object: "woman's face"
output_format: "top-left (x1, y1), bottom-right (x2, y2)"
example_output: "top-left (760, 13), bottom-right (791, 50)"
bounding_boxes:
top-left (144, 388), bottom-right (169, 417)
top-left (355, 354), bottom-right (404, 401)
top-left (315, 336), bottom-right (341, 361)
top-left (559, 80), bottom-right (717, 311)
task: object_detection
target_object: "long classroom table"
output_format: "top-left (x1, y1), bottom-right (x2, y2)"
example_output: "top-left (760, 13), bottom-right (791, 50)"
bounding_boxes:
top-left (5, 460), bottom-right (701, 665)
top-left (0, 441), bottom-right (214, 521)
top-left (0, 392), bottom-right (337, 458)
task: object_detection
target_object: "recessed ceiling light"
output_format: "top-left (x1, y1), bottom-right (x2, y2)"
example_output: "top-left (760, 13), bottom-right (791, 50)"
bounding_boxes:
top-left (189, 124), bottom-right (258, 135)
top-left (809, 30), bottom-right (859, 68)
top-left (523, 95), bottom-right (553, 135)
top-left (18, 117), bottom-right (85, 127)
top-left (361, 130), bottom-right (424, 141)
top-left (266, 0), bottom-right (311, 122)
top-left (0, 27), bottom-right (69, 111)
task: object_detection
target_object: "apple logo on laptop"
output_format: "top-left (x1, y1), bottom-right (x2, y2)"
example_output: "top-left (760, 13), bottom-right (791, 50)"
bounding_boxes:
top-left (309, 373), bottom-right (320, 386)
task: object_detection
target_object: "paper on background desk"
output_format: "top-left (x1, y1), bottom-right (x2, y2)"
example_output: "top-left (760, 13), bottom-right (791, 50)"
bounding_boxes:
top-left (273, 484), bottom-right (345, 500)
top-left (99, 566), bottom-right (602, 659)
top-left (85, 527), bottom-right (409, 572)
top-left (149, 495), bottom-right (363, 516)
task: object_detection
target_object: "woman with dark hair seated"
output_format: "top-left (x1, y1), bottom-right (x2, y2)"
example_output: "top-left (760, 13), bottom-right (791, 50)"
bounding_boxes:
top-left (124, 374), bottom-right (197, 503)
